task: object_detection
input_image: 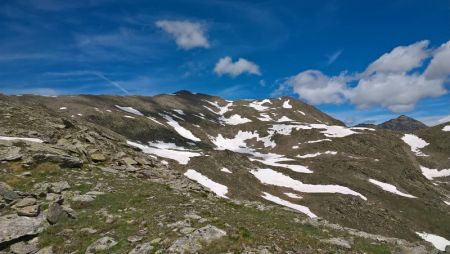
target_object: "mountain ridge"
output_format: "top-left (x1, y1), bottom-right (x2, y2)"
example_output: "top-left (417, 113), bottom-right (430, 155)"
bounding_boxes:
top-left (1, 92), bottom-right (449, 253)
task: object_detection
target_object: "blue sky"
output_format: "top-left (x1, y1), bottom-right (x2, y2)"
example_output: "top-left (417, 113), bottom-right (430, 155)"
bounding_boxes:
top-left (0, 0), bottom-right (449, 126)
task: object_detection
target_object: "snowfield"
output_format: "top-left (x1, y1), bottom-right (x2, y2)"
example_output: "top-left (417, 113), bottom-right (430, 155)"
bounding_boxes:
top-left (204, 100), bottom-right (232, 115)
top-left (419, 166), bottom-right (450, 180)
top-left (115, 105), bottom-right (144, 116)
top-left (0, 136), bottom-right (44, 143)
top-left (416, 232), bottom-right (450, 251)
top-left (401, 134), bottom-right (429, 156)
top-left (163, 115), bottom-right (201, 142)
top-left (126, 141), bottom-right (201, 165)
top-left (251, 168), bottom-right (367, 200)
top-left (368, 179), bottom-right (416, 198)
top-left (184, 169), bottom-right (228, 198)
top-left (262, 192), bottom-right (317, 218)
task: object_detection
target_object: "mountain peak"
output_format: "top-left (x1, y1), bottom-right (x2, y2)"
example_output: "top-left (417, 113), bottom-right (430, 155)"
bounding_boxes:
top-left (379, 115), bottom-right (427, 132)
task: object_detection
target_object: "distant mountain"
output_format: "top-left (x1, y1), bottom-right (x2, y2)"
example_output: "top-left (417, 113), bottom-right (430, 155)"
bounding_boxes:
top-left (379, 115), bottom-right (428, 132)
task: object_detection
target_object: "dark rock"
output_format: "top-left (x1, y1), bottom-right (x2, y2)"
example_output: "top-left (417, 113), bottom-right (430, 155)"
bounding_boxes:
top-left (0, 182), bottom-right (20, 201)
top-left (47, 203), bottom-right (64, 224)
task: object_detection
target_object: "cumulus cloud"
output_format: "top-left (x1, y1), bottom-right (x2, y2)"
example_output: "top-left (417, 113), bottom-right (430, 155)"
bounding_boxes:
top-left (425, 40), bottom-right (450, 79)
top-left (214, 56), bottom-right (261, 77)
top-left (277, 40), bottom-right (449, 113)
top-left (284, 70), bottom-right (349, 104)
top-left (349, 73), bottom-right (445, 112)
top-left (155, 20), bottom-right (209, 50)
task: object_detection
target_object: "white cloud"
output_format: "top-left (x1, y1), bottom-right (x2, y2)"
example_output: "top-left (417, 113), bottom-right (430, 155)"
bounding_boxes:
top-left (155, 20), bottom-right (209, 50)
top-left (277, 40), bottom-right (449, 113)
top-left (365, 40), bottom-right (430, 75)
top-left (214, 56), bottom-right (261, 77)
top-left (349, 73), bottom-right (445, 112)
top-left (284, 70), bottom-right (349, 104)
top-left (425, 40), bottom-right (450, 79)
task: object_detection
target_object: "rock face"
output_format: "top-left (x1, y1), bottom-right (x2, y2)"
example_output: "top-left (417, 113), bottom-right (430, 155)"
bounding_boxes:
top-left (379, 115), bottom-right (428, 132)
top-left (0, 214), bottom-right (45, 245)
top-left (168, 225), bottom-right (227, 253)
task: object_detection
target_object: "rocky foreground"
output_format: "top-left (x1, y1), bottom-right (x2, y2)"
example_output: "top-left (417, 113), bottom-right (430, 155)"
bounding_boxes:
top-left (0, 93), bottom-right (449, 253)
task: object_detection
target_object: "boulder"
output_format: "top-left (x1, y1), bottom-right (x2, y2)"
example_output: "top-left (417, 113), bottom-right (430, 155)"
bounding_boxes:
top-left (0, 147), bottom-right (22, 161)
top-left (90, 153), bottom-right (106, 162)
top-left (85, 236), bottom-right (117, 254)
top-left (47, 203), bottom-right (64, 224)
top-left (33, 153), bottom-right (83, 168)
top-left (168, 225), bottom-right (226, 253)
top-left (128, 243), bottom-right (153, 254)
top-left (0, 182), bottom-right (20, 201)
top-left (49, 181), bottom-right (70, 194)
top-left (16, 205), bottom-right (40, 217)
top-left (0, 214), bottom-right (45, 245)
top-left (10, 241), bottom-right (39, 254)
top-left (14, 198), bottom-right (37, 208)
top-left (71, 194), bottom-right (95, 203)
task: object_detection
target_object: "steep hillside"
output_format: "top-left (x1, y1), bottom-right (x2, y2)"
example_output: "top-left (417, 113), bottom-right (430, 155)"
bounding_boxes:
top-left (1, 92), bottom-right (449, 253)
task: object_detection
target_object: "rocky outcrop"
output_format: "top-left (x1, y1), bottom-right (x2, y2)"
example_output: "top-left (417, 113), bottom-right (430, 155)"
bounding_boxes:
top-left (168, 225), bottom-right (227, 253)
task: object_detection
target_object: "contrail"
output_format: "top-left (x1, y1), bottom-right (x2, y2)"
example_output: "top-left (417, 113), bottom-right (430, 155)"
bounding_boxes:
top-left (92, 72), bottom-right (130, 95)
top-left (44, 70), bottom-right (131, 95)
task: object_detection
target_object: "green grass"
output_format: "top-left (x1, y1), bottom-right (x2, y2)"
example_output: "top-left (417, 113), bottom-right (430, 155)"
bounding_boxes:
top-left (0, 161), bottom-right (399, 253)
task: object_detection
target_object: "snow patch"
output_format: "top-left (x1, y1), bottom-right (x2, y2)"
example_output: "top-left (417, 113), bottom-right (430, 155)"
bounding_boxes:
top-left (184, 169), bottom-right (228, 198)
top-left (248, 99), bottom-right (271, 111)
top-left (115, 105), bottom-right (144, 116)
top-left (443, 125), bottom-right (450, 132)
top-left (204, 100), bottom-right (232, 115)
top-left (221, 167), bottom-right (232, 173)
top-left (163, 115), bottom-right (200, 142)
top-left (307, 139), bottom-right (332, 144)
top-left (401, 134), bottom-right (429, 157)
top-left (124, 115), bottom-right (135, 119)
top-left (0, 136), bottom-right (44, 143)
top-left (257, 113), bottom-right (273, 122)
top-left (277, 116), bottom-right (295, 122)
top-left (262, 192), bottom-right (316, 218)
top-left (59, 107), bottom-right (67, 110)
top-left (220, 114), bottom-right (252, 125)
top-left (147, 116), bottom-right (164, 126)
top-left (368, 179), bottom-right (416, 198)
top-left (416, 232), bottom-right (450, 251)
top-left (297, 151), bottom-right (337, 159)
top-left (419, 166), bottom-right (450, 180)
top-left (251, 168), bottom-right (367, 200)
top-left (284, 192), bottom-right (303, 199)
top-left (173, 109), bottom-right (185, 115)
top-left (127, 141), bottom-right (201, 165)
top-left (282, 100), bottom-right (292, 109)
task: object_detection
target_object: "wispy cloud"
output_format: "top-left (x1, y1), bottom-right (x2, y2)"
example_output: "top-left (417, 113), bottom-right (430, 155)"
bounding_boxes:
top-left (326, 49), bottom-right (343, 65)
